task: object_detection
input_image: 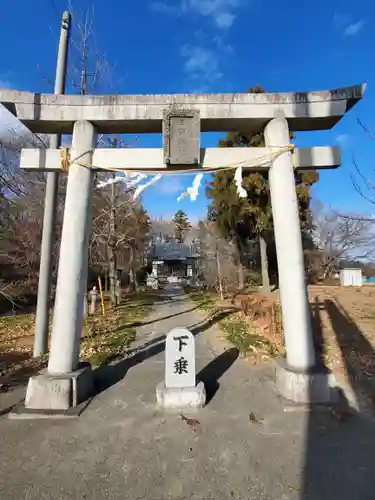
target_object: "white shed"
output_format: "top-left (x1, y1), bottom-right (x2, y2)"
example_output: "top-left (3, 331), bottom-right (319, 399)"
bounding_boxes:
top-left (340, 268), bottom-right (363, 287)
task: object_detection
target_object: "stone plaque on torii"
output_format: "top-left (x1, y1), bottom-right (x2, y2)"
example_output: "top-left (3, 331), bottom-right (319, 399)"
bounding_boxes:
top-left (0, 84), bottom-right (365, 412)
top-left (163, 108), bottom-right (200, 166)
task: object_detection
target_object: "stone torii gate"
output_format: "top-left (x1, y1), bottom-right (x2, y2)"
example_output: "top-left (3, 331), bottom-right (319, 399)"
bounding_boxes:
top-left (0, 85), bottom-right (364, 412)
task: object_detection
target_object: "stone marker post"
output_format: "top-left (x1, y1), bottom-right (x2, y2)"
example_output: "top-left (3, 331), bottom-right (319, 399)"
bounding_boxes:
top-left (156, 327), bottom-right (206, 408)
top-left (115, 279), bottom-right (121, 303)
top-left (89, 286), bottom-right (99, 315)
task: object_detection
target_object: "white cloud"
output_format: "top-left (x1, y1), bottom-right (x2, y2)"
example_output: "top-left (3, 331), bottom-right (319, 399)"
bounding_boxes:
top-left (336, 134), bottom-right (349, 145)
top-left (333, 13), bottom-right (365, 37)
top-left (189, 0), bottom-right (240, 28)
top-left (0, 79), bottom-right (11, 88)
top-left (213, 35), bottom-right (233, 53)
top-left (181, 45), bottom-right (223, 86)
top-left (0, 73), bottom-right (13, 89)
top-left (215, 12), bottom-right (235, 29)
top-left (151, 1), bottom-right (181, 15)
top-left (344, 19), bottom-right (365, 36)
top-left (151, 0), bottom-right (242, 29)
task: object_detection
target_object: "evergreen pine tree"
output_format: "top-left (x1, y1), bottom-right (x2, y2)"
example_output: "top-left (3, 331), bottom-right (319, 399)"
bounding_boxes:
top-left (172, 209), bottom-right (192, 243)
top-left (207, 85), bottom-right (318, 290)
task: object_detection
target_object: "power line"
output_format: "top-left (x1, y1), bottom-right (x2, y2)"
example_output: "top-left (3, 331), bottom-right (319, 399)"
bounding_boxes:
top-left (49, 0), bottom-right (60, 18)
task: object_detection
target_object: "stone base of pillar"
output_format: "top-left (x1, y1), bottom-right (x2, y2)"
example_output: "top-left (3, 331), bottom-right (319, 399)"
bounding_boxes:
top-left (24, 362), bottom-right (94, 411)
top-left (275, 359), bottom-right (342, 404)
top-left (156, 381), bottom-right (206, 409)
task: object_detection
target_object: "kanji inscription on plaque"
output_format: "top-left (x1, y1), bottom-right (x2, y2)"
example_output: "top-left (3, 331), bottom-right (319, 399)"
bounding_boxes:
top-left (163, 109), bottom-right (200, 165)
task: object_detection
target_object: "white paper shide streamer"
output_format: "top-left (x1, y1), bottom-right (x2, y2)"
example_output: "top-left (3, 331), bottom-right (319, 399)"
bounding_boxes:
top-left (133, 174), bottom-right (162, 199)
top-left (177, 173), bottom-right (203, 202)
top-left (94, 149), bottom-right (287, 201)
top-left (96, 172), bottom-right (147, 189)
top-left (96, 171), bottom-right (161, 199)
top-left (234, 166), bottom-right (247, 198)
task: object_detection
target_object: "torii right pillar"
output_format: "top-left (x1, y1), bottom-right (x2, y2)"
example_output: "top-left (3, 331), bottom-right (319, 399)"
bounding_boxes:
top-left (265, 114), bottom-right (338, 403)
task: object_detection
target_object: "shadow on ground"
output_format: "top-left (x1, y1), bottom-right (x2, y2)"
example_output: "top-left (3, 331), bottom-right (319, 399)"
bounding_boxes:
top-left (0, 352), bottom-right (46, 391)
top-left (0, 353), bottom-right (47, 414)
top-left (0, 289), bottom-right (175, 398)
top-left (302, 297), bottom-right (375, 500)
top-left (109, 305), bottom-right (203, 332)
top-left (93, 307), bottom-right (236, 399)
top-left (197, 347), bottom-right (239, 403)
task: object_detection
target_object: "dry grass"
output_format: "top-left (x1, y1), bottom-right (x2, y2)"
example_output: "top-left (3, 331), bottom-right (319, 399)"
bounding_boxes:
top-left (232, 284), bottom-right (375, 410)
top-left (190, 290), bottom-right (284, 360)
top-left (0, 293), bottom-right (155, 390)
top-left (191, 283), bottom-right (375, 400)
top-left (233, 293), bottom-right (284, 357)
top-left (0, 313), bottom-right (44, 389)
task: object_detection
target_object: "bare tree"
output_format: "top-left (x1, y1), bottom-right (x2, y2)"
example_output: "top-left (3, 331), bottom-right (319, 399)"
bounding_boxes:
top-left (92, 179), bottom-right (133, 304)
top-left (348, 119), bottom-right (375, 211)
top-left (90, 173), bottom-right (151, 303)
top-left (197, 220), bottom-right (240, 295)
top-left (67, 2), bottom-right (117, 96)
top-left (0, 130), bottom-right (57, 293)
top-left (311, 202), bottom-right (375, 279)
top-left (0, 7), bottom-right (152, 316)
top-left (0, 6), bottom-right (104, 311)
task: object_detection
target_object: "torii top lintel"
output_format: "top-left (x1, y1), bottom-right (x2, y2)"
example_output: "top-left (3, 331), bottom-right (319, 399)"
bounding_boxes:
top-left (0, 83), bottom-right (365, 135)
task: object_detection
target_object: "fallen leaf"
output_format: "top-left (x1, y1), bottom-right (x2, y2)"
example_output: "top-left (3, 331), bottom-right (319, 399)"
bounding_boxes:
top-left (249, 412), bottom-right (263, 424)
top-left (180, 414), bottom-right (200, 431)
top-left (330, 407), bottom-right (354, 422)
top-left (288, 486), bottom-right (299, 492)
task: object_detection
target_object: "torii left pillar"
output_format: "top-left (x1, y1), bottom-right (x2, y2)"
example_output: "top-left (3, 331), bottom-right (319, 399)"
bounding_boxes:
top-left (25, 121), bottom-right (96, 411)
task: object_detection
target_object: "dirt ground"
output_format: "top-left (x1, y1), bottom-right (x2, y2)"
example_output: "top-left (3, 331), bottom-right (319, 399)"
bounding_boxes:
top-left (307, 284), bottom-right (375, 412)
top-left (205, 284), bottom-right (375, 413)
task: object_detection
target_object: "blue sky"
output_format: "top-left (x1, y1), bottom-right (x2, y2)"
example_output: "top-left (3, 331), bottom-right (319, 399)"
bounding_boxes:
top-left (1, 0), bottom-right (375, 222)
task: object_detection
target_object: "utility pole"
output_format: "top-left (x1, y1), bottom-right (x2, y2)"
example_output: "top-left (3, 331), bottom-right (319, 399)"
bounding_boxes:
top-left (108, 172), bottom-right (118, 306)
top-left (216, 244), bottom-right (224, 301)
top-left (33, 11), bottom-right (71, 357)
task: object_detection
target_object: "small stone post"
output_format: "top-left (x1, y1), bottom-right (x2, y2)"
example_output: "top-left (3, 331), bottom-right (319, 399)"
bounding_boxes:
top-left (152, 262), bottom-right (158, 277)
top-left (115, 279), bottom-right (121, 303)
top-left (89, 286), bottom-right (99, 315)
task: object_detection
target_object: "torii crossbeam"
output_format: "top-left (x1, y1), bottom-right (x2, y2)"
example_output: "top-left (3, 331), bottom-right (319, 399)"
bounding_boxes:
top-left (21, 146), bottom-right (341, 172)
